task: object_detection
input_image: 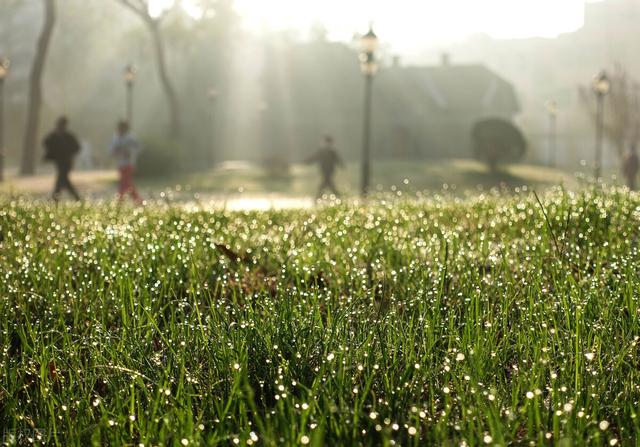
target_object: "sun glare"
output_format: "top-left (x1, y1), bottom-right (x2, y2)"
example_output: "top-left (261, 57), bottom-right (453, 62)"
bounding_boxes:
top-left (149, 0), bottom-right (202, 18)
top-left (233, 0), bottom-right (586, 49)
top-left (154, 0), bottom-right (586, 51)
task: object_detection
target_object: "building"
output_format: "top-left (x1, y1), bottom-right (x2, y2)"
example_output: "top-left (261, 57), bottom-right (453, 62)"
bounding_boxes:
top-left (374, 57), bottom-right (520, 159)
top-left (437, 0), bottom-right (640, 168)
top-left (261, 42), bottom-right (520, 162)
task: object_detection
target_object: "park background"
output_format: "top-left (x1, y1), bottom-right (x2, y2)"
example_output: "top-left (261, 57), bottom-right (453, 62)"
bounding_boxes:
top-left (0, 0), bottom-right (639, 200)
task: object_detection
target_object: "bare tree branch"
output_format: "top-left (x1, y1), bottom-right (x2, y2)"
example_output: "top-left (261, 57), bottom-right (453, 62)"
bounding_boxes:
top-left (580, 64), bottom-right (640, 158)
top-left (115, 0), bottom-right (181, 135)
top-left (117, 0), bottom-right (153, 24)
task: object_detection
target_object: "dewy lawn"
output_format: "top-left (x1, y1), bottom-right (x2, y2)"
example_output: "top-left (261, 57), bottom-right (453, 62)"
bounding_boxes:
top-left (0, 188), bottom-right (638, 446)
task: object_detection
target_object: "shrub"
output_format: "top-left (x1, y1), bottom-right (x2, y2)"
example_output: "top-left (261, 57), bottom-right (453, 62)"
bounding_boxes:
top-left (472, 118), bottom-right (527, 172)
top-left (135, 138), bottom-right (182, 178)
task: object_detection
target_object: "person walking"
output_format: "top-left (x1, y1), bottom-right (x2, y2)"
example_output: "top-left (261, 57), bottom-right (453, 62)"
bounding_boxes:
top-left (623, 144), bottom-right (639, 190)
top-left (109, 120), bottom-right (142, 203)
top-left (43, 116), bottom-right (82, 201)
top-left (305, 135), bottom-right (344, 199)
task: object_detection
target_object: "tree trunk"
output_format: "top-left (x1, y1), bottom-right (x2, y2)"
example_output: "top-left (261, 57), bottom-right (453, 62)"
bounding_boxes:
top-left (149, 21), bottom-right (180, 137)
top-left (20, 0), bottom-right (56, 176)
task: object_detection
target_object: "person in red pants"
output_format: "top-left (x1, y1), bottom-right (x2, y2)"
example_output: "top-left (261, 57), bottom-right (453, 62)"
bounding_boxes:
top-left (109, 120), bottom-right (142, 203)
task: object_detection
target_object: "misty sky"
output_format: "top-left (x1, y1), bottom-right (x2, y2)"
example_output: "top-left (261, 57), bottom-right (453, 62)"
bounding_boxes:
top-left (154, 0), bottom-right (598, 52)
top-left (236, 0), bottom-right (595, 47)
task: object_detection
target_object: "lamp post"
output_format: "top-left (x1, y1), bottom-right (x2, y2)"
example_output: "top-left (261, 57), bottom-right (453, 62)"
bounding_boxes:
top-left (593, 70), bottom-right (610, 179)
top-left (258, 100), bottom-right (269, 156)
top-left (359, 25), bottom-right (379, 197)
top-left (123, 64), bottom-right (137, 125)
top-left (633, 82), bottom-right (640, 144)
top-left (0, 57), bottom-right (9, 183)
top-left (545, 100), bottom-right (558, 167)
top-left (207, 87), bottom-right (218, 167)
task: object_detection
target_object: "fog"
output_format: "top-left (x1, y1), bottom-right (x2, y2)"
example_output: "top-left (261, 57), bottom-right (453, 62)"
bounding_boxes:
top-left (0, 0), bottom-right (638, 177)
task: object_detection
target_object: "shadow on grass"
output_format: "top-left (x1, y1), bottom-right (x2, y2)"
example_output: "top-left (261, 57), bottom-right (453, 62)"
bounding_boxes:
top-left (120, 159), bottom-right (573, 198)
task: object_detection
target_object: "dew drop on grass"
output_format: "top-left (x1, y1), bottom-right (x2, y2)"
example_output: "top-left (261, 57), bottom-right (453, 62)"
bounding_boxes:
top-left (599, 420), bottom-right (610, 431)
top-left (300, 435), bottom-right (310, 445)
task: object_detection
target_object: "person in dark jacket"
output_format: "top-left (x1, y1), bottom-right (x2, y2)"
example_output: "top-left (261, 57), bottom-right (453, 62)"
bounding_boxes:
top-left (43, 116), bottom-right (81, 201)
top-left (305, 135), bottom-right (344, 199)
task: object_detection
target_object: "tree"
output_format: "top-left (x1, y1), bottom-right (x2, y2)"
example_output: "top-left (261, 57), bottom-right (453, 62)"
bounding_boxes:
top-left (472, 118), bottom-right (527, 173)
top-left (21, 0), bottom-right (56, 176)
top-left (579, 65), bottom-right (640, 159)
top-left (116, 0), bottom-right (181, 137)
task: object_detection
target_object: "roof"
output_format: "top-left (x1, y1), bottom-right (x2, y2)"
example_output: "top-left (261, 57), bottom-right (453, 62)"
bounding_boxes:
top-left (376, 64), bottom-right (521, 115)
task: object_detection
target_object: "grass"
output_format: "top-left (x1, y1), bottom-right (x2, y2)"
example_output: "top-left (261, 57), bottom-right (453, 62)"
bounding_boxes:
top-left (0, 160), bottom-right (576, 200)
top-left (1, 186), bottom-right (639, 446)
top-left (184, 160), bottom-right (576, 196)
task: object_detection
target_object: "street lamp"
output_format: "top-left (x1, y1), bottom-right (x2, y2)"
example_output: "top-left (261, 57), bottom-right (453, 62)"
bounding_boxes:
top-left (545, 100), bottom-right (558, 167)
top-left (257, 100), bottom-right (269, 157)
top-left (123, 64), bottom-right (137, 125)
top-left (633, 81), bottom-right (640, 144)
top-left (207, 87), bottom-right (218, 167)
top-left (0, 57), bottom-right (10, 182)
top-left (592, 70), bottom-right (610, 179)
top-left (359, 25), bottom-right (379, 197)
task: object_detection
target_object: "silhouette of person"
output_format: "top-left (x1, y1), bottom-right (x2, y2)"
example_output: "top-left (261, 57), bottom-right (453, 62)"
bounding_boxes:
top-left (43, 116), bottom-right (81, 201)
top-left (623, 144), bottom-right (639, 190)
top-left (109, 120), bottom-right (142, 203)
top-left (306, 135), bottom-right (344, 199)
